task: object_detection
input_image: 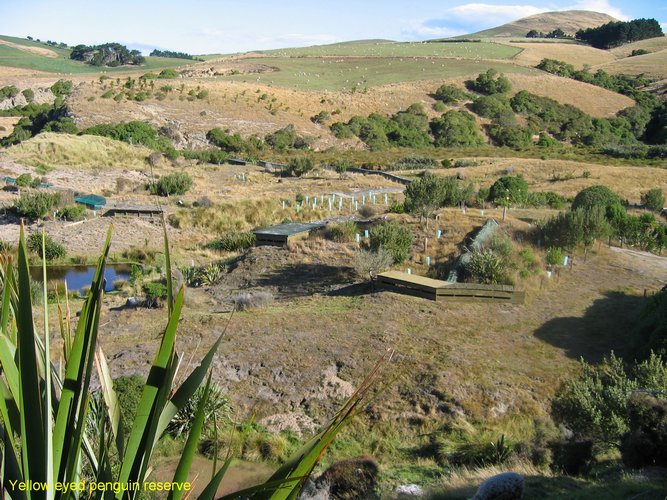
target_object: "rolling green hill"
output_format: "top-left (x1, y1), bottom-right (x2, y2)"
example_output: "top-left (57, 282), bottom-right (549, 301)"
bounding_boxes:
top-left (0, 34), bottom-right (187, 74)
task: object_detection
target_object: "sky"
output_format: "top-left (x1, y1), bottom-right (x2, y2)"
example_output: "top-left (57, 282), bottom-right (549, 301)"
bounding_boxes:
top-left (0, 0), bottom-right (665, 55)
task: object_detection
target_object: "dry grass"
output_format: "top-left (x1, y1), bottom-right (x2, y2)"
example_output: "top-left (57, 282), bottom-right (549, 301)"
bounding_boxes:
top-left (421, 157), bottom-right (667, 202)
top-left (0, 38), bottom-right (58, 58)
top-left (0, 117), bottom-right (19, 139)
top-left (506, 73), bottom-right (634, 117)
top-left (608, 36), bottom-right (667, 58)
top-left (5, 132), bottom-right (150, 170)
top-left (597, 48), bottom-right (667, 79)
top-left (503, 41), bottom-right (617, 69)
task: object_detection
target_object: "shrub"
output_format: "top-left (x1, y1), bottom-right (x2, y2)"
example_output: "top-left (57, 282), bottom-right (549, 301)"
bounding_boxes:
top-left (368, 222), bottom-right (412, 263)
top-left (571, 185), bottom-right (620, 211)
top-left (470, 94), bottom-right (513, 119)
top-left (326, 221), bottom-right (358, 243)
top-left (546, 247), bottom-right (564, 267)
top-left (14, 191), bottom-right (61, 220)
top-left (430, 110), bottom-right (484, 147)
top-left (207, 232), bottom-right (256, 252)
top-left (167, 383), bottom-right (232, 437)
top-left (489, 175), bottom-right (529, 206)
top-left (465, 249), bottom-right (509, 284)
top-left (0, 85), bottom-right (19, 100)
top-left (149, 172), bottom-right (192, 196)
top-left (142, 281), bottom-right (168, 307)
top-left (27, 233), bottom-right (66, 261)
top-left (50, 79), bottom-right (73, 97)
top-left (551, 352), bottom-right (667, 448)
top-left (467, 69), bottom-right (511, 95)
top-left (311, 110), bottom-right (330, 124)
top-left (641, 188), bottom-right (665, 212)
top-left (57, 204), bottom-right (87, 221)
top-left (434, 84), bottom-right (468, 104)
top-left (285, 157), bottom-right (314, 177)
top-left (16, 173), bottom-right (33, 187)
top-left (354, 248), bottom-right (393, 281)
top-left (621, 394), bottom-right (667, 468)
top-left (233, 291), bottom-right (274, 311)
top-left (158, 68), bottom-right (179, 79)
top-left (21, 89), bottom-right (34, 103)
top-left (549, 439), bottom-right (594, 475)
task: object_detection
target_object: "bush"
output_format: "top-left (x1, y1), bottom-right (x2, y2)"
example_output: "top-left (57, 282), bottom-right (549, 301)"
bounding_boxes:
top-left (354, 248), bottom-right (393, 281)
top-left (142, 281), bottom-right (168, 307)
top-left (571, 185), bottom-right (620, 211)
top-left (489, 175), bottom-right (529, 206)
top-left (207, 232), bottom-right (256, 252)
top-left (368, 222), bottom-right (412, 264)
top-left (546, 247), bottom-right (564, 267)
top-left (549, 439), bottom-right (594, 475)
top-left (21, 89), bottom-right (34, 103)
top-left (430, 110), bottom-right (484, 147)
top-left (641, 188), bottom-right (665, 212)
top-left (470, 94), bottom-right (513, 119)
top-left (465, 250), bottom-right (509, 284)
top-left (50, 79), bottom-right (73, 97)
top-left (57, 205), bottom-right (87, 221)
top-left (0, 85), bottom-right (19, 100)
top-left (621, 394), bottom-right (667, 468)
top-left (551, 352), bottom-right (667, 448)
top-left (433, 84), bottom-right (468, 104)
top-left (326, 221), bottom-right (358, 243)
top-left (285, 157), bottom-right (314, 177)
top-left (467, 69), bottom-right (511, 95)
top-left (27, 233), bottom-right (66, 261)
top-left (311, 111), bottom-right (330, 124)
top-left (167, 383), bottom-right (232, 438)
top-left (14, 191), bottom-right (61, 220)
top-left (149, 172), bottom-right (192, 196)
top-left (158, 68), bottom-right (179, 79)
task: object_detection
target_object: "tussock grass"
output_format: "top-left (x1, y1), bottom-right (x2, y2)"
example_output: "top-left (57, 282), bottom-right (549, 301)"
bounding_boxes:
top-left (6, 132), bottom-right (150, 170)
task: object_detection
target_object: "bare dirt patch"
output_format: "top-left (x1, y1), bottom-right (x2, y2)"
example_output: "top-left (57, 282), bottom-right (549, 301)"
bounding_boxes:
top-left (0, 39), bottom-right (58, 58)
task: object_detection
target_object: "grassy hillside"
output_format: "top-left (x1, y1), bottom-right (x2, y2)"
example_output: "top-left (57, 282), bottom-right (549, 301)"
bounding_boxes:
top-left (259, 40), bottom-right (521, 59)
top-left (213, 57), bottom-right (534, 91)
top-left (0, 34), bottom-right (186, 74)
top-left (460, 10), bottom-right (617, 38)
top-left (4, 132), bottom-right (150, 170)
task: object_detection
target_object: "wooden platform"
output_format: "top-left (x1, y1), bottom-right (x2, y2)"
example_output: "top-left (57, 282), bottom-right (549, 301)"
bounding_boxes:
top-left (377, 271), bottom-right (525, 304)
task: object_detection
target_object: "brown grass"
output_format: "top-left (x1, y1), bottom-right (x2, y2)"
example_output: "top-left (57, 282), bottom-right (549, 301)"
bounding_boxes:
top-left (0, 116), bottom-right (19, 139)
top-left (421, 157), bottom-right (667, 202)
top-left (503, 41), bottom-right (617, 69)
top-left (597, 48), bottom-right (667, 79)
top-left (0, 39), bottom-right (59, 58)
top-left (505, 73), bottom-right (634, 117)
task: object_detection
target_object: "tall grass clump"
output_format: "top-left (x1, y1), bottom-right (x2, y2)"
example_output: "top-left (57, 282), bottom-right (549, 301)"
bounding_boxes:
top-left (326, 221), bottom-right (358, 243)
top-left (0, 223), bottom-right (385, 499)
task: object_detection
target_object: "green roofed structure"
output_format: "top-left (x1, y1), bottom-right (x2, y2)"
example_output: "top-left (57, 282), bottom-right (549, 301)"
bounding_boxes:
top-left (253, 221), bottom-right (326, 246)
top-left (74, 194), bottom-right (106, 210)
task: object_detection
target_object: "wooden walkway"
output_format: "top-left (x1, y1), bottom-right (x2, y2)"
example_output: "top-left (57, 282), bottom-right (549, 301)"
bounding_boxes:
top-left (377, 271), bottom-right (525, 304)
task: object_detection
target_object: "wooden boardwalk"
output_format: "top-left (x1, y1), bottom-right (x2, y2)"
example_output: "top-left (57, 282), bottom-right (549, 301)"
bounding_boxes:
top-left (377, 271), bottom-right (525, 304)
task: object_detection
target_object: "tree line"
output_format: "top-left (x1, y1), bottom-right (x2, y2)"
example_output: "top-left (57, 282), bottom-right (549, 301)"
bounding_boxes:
top-left (575, 18), bottom-right (663, 49)
top-left (70, 42), bottom-right (145, 67)
top-left (149, 49), bottom-right (202, 61)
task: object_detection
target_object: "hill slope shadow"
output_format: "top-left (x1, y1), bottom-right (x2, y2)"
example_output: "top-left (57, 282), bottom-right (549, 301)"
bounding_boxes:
top-left (534, 290), bottom-right (646, 362)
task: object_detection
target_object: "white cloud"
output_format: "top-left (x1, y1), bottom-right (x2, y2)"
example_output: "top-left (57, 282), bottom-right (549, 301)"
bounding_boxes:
top-left (446, 3), bottom-right (549, 23)
top-left (568, 0), bottom-right (628, 20)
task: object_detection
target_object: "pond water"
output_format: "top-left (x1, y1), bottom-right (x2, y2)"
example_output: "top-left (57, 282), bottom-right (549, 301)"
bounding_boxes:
top-left (30, 264), bottom-right (132, 293)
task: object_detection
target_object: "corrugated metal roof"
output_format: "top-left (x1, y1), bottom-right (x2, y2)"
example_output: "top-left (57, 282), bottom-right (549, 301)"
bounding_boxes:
top-left (74, 194), bottom-right (107, 206)
top-left (254, 221), bottom-right (325, 236)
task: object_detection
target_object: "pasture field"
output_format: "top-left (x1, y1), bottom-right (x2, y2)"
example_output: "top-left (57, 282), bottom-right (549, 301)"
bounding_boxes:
top-left (215, 56), bottom-right (536, 91)
top-left (262, 40), bottom-right (522, 59)
top-left (500, 40), bottom-right (617, 69)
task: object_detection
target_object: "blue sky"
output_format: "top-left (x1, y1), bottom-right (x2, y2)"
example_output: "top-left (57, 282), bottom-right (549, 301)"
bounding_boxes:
top-left (0, 0), bottom-right (664, 54)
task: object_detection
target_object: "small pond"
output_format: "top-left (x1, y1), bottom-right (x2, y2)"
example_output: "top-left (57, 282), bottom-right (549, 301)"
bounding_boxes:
top-left (30, 264), bottom-right (132, 294)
